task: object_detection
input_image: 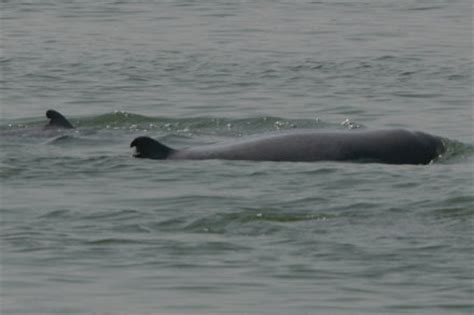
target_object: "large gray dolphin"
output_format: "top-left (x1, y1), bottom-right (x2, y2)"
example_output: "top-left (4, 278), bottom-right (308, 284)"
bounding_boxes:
top-left (130, 129), bottom-right (445, 165)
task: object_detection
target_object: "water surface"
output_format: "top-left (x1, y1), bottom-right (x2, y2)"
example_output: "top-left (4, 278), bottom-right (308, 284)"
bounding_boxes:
top-left (1, 1), bottom-right (473, 314)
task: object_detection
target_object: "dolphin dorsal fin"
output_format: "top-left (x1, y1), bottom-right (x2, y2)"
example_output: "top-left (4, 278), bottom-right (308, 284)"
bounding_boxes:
top-left (46, 110), bottom-right (74, 129)
top-left (130, 136), bottom-right (174, 159)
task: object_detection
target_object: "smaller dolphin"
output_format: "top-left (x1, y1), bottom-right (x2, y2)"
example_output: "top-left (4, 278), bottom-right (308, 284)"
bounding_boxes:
top-left (0, 109), bottom-right (74, 138)
top-left (130, 129), bottom-right (445, 165)
top-left (45, 109), bottom-right (74, 129)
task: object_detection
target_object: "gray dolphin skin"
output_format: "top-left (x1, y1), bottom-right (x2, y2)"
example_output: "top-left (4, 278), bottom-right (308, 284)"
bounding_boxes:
top-left (130, 129), bottom-right (445, 165)
top-left (45, 109), bottom-right (74, 129)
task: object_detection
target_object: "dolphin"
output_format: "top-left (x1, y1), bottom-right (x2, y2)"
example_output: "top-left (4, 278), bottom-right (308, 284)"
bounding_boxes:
top-left (0, 109), bottom-right (74, 138)
top-left (130, 129), bottom-right (445, 165)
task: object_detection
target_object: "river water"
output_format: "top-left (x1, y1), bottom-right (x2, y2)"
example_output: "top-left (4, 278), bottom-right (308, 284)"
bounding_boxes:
top-left (1, 1), bottom-right (473, 314)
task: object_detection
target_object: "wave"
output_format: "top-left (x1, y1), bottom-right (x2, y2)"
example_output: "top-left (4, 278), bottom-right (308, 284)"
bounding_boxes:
top-left (438, 138), bottom-right (474, 164)
top-left (0, 110), bottom-right (349, 134)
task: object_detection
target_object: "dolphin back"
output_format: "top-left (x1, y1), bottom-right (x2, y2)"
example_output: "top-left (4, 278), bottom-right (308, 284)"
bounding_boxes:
top-left (130, 129), bottom-right (445, 165)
